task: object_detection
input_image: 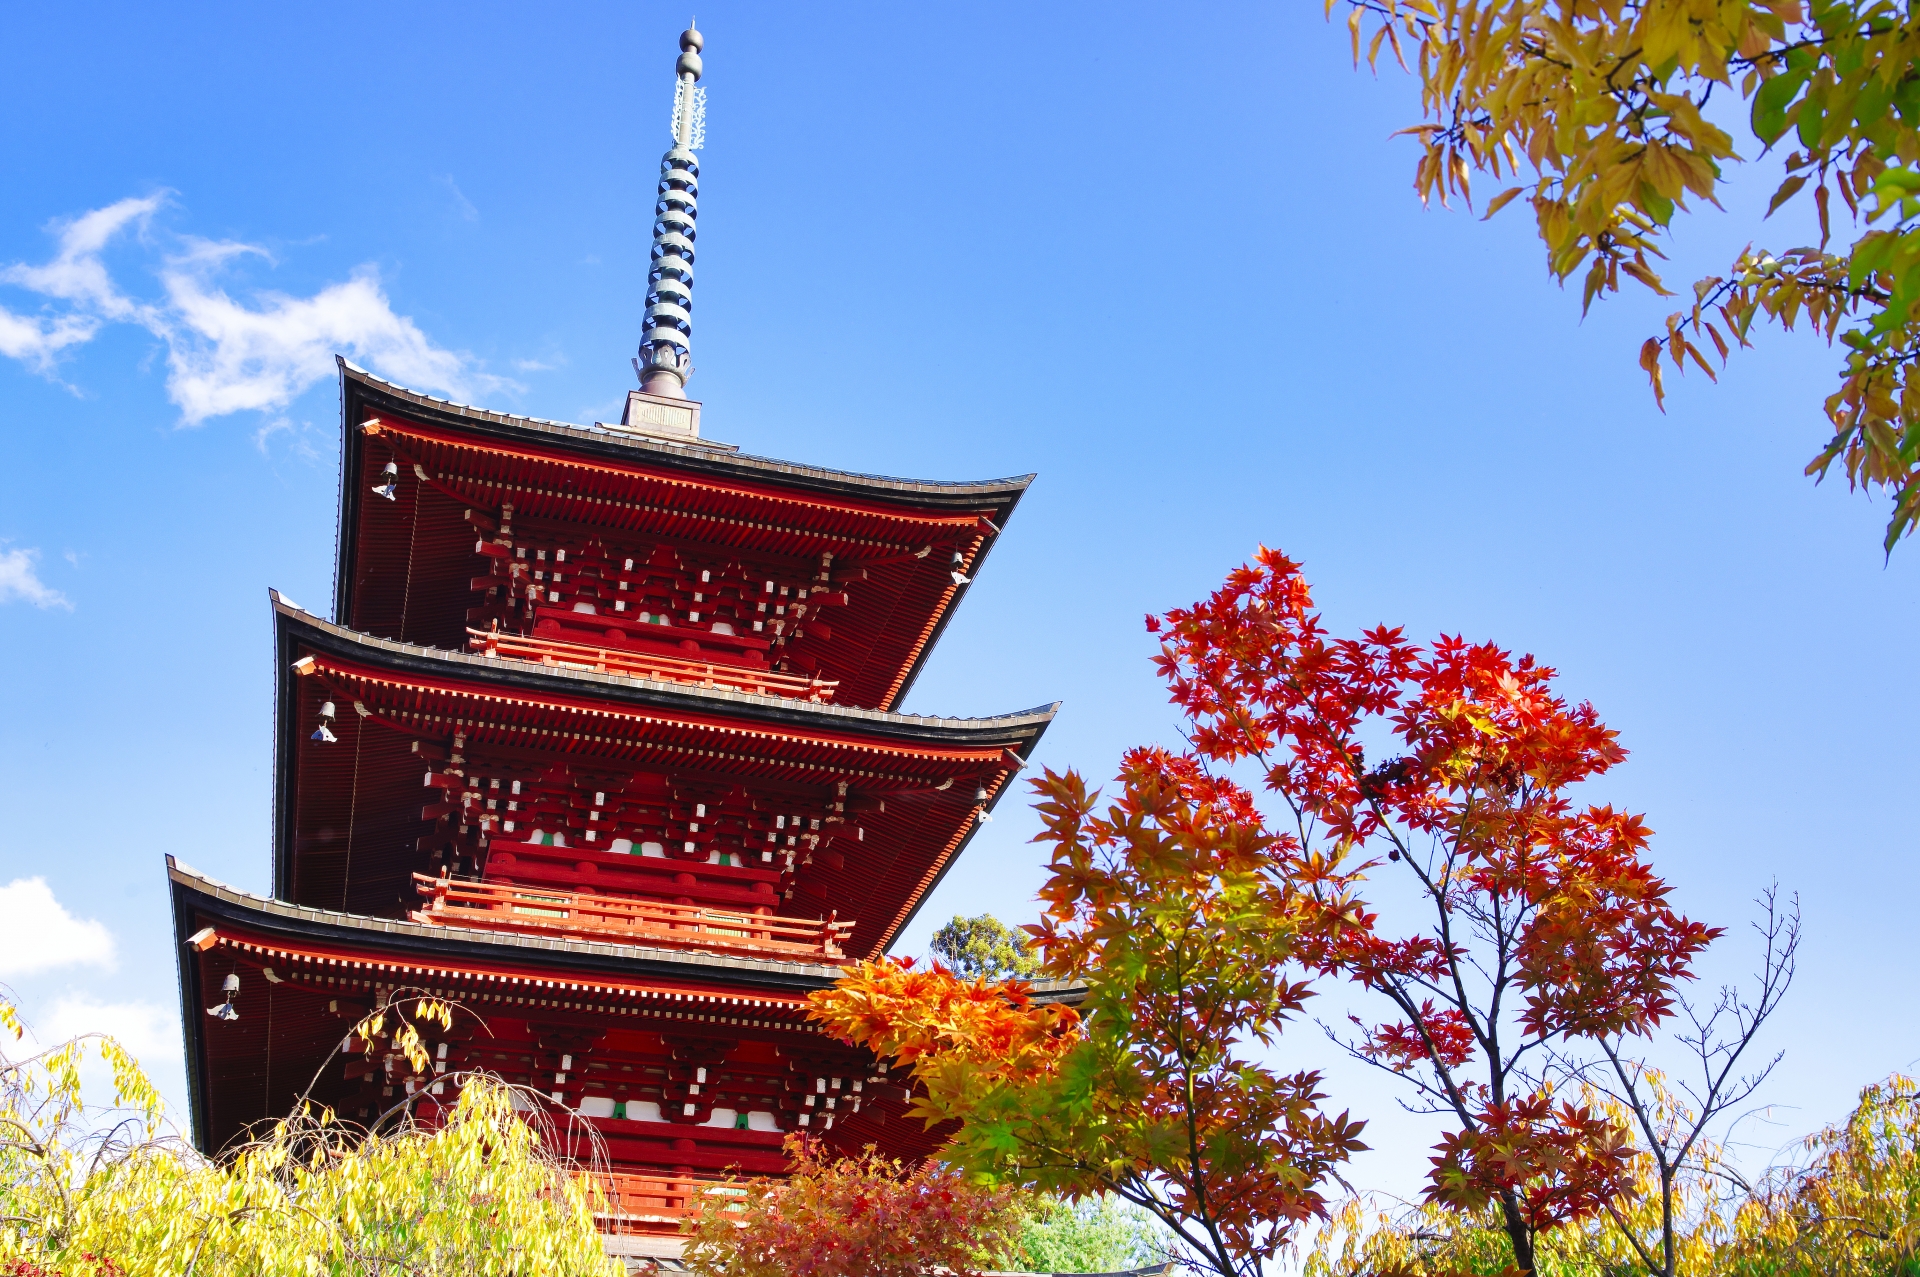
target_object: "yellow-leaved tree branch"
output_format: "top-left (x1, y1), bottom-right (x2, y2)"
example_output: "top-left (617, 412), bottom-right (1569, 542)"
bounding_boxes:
top-left (1338, 0), bottom-right (1920, 551)
top-left (0, 991), bottom-right (623, 1277)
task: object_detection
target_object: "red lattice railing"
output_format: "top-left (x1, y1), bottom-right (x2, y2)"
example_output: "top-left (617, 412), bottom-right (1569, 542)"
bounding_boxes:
top-left (592, 1171), bottom-right (751, 1228)
top-left (468, 628), bottom-right (837, 701)
top-left (411, 874), bottom-right (854, 963)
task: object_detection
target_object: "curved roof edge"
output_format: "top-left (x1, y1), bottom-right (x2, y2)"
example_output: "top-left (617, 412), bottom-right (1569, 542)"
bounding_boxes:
top-left (272, 592), bottom-right (1061, 740)
top-left (338, 358), bottom-right (1036, 503)
top-left (333, 359), bottom-right (1038, 709)
top-left (172, 856), bottom-right (1085, 1003)
top-left (168, 854), bottom-right (851, 1155)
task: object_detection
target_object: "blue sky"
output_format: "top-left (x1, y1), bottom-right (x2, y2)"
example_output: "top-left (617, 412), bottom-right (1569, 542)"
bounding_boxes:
top-left (1, 0), bottom-right (1914, 1199)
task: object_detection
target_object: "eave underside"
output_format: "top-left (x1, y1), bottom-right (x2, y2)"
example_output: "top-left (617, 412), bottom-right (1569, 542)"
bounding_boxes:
top-left (335, 369), bottom-right (1031, 711)
top-left (272, 606), bottom-right (1052, 958)
top-left (169, 864), bottom-right (948, 1172)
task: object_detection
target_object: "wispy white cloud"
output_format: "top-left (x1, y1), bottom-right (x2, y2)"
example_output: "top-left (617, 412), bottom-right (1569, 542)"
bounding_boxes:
top-left (0, 547), bottom-right (72, 610)
top-left (435, 174), bottom-right (480, 223)
top-left (0, 305), bottom-right (96, 372)
top-left (253, 415), bottom-right (296, 453)
top-left (252, 415), bottom-right (321, 462)
top-left (0, 196), bottom-right (515, 424)
top-left (158, 255), bottom-right (509, 423)
top-left (38, 993), bottom-right (179, 1063)
top-left (0, 878), bottom-right (114, 977)
top-left (0, 195), bottom-right (162, 320)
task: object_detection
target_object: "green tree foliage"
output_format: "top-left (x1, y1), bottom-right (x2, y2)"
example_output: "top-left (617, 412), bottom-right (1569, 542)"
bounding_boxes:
top-left (929, 913), bottom-right (1040, 981)
top-left (1013, 1194), bottom-right (1170, 1274)
top-left (0, 995), bottom-right (620, 1277)
top-left (1341, 0), bottom-right (1920, 551)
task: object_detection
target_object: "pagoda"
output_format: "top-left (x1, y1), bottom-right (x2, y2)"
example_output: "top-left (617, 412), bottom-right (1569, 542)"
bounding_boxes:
top-left (167, 22), bottom-right (1057, 1258)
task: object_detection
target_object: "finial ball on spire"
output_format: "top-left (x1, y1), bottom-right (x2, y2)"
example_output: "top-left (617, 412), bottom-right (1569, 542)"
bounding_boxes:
top-left (677, 49), bottom-right (703, 79)
top-left (680, 25), bottom-right (703, 53)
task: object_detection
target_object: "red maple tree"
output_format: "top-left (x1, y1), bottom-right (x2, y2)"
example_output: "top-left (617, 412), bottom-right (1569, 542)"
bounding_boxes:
top-left (1150, 548), bottom-right (1720, 1274)
top-left (813, 746), bottom-right (1366, 1277)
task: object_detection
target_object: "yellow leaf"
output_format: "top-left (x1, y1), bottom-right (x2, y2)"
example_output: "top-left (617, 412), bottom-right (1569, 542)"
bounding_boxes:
top-left (1482, 186), bottom-right (1525, 220)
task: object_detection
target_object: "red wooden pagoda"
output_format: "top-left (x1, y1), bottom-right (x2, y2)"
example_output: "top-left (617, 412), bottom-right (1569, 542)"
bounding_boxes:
top-left (167, 23), bottom-right (1057, 1259)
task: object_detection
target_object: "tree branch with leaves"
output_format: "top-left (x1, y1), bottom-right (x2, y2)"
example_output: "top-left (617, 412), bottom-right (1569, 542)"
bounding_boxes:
top-left (1149, 546), bottom-right (1724, 1275)
top-left (0, 990), bottom-right (621, 1277)
top-left (810, 749), bottom-right (1367, 1277)
top-left (1340, 0), bottom-right (1920, 551)
top-left (928, 914), bottom-right (1040, 982)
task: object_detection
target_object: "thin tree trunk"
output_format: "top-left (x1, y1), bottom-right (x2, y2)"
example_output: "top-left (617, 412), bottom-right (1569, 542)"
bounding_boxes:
top-left (1498, 1190), bottom-right (1536, 1275)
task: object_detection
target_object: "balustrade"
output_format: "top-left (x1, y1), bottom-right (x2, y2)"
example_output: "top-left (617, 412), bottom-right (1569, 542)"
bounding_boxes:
top-left (594, 1171), bottom-right (749, 1226)
top-left (469, 627), bottom-right (837, 701)
top-left (411, 873), bottom-right (853, 963)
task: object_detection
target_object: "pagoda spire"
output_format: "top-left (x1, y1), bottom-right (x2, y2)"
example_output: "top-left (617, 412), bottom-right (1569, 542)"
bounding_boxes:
top-left (634, 21), bottom-right (705, 399)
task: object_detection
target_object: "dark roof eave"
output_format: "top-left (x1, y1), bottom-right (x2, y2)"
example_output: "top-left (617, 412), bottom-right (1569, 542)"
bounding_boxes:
top-left (269, 599), bottom-right (1058, 926)
top-left (870, 708), bottom-right (1057, 953)
top-left (331, 360), bottom-right (1035, 709)
top-left (332, 363), bottom-right (1033, 642)
top-left (172, 857), bottom-right (856, 993)
top-left (273, 596), bottom-right (1059, 741)
top-left (168, 853), bottom-right (1085, 1157)
top-left (337, 360), bottom-right (1036, 502)
top-left (167, 866), bottom-right (216, 1153)
top-left (886, 475), bottom-right (1028, 706)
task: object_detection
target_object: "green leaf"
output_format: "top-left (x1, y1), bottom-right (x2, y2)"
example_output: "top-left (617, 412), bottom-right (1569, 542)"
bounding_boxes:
top-left (1796, 82), bottom-right (1829, 151)
top-left (1894, 75), bottom-right (1920, 123)
top-left (1854, 71), bottom-right (1897, 130)
top-left (1752, 70), bottom-right (1809, 146)
top-left (1639, 183), bottom-right (1676, 227)
top-left (1849, 230), bottom-right (1897, 290)
top-left (1874, 168), bottom-right (1920, 195)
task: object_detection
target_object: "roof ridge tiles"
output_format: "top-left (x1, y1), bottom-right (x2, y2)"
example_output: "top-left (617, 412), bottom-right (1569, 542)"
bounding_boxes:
top-left (338, 357), bottom-right (1035, 496)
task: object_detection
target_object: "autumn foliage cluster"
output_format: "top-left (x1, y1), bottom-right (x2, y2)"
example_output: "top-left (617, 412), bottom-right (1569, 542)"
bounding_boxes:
top-left (812, 547), bottom-right (1750, 1277)
top-left (814, 742), bottom-right (1368, 1277)
top-left (682, 1136), bottom-right (1022, 1277)
top-left (1154, 548), bottom-right (1729, 1270)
